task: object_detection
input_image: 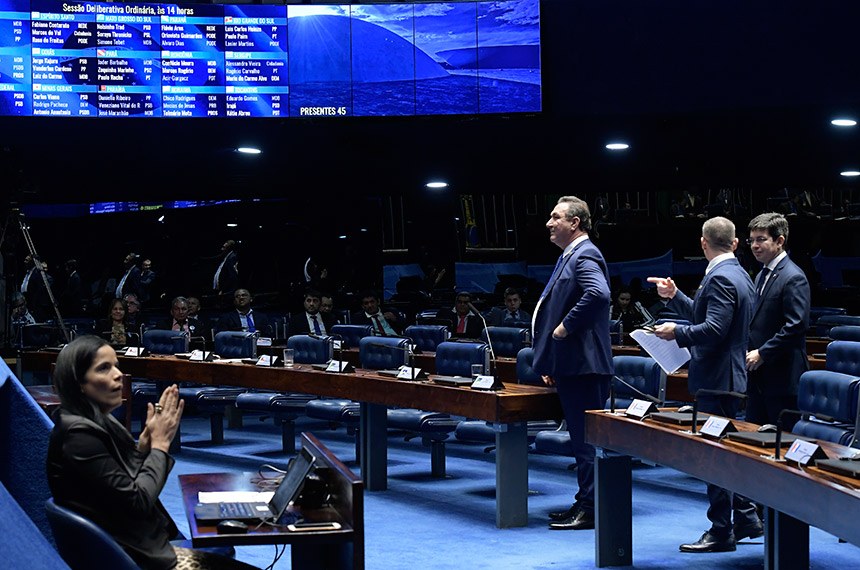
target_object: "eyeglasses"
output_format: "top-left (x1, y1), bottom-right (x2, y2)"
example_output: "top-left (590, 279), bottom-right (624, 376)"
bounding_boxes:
top-left (746, 236), bottom-right (771, 245)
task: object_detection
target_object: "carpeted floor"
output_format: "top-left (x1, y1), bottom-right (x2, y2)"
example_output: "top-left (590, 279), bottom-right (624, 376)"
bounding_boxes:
top-left (163, 412), bottom-right (860, 569)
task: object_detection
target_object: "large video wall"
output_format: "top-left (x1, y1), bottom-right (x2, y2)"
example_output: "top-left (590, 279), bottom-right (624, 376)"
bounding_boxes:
top-left (0, 0), bottom-right (541, 117)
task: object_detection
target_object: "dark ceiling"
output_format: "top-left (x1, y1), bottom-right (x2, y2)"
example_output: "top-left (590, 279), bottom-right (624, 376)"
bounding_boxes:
top-left (3, 0), bottom-right (860, 205)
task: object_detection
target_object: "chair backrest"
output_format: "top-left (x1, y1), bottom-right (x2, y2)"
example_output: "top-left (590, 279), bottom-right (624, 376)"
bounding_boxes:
top-left (810, 306), bottom-right (847, 324)
top-left (21, 324), bottom-right (63, 349)
top-left (829, 326), bottom-right (860, 342)
top-left (330, 324), bottom-right (373, 349)
top-left (358, 336), bottom-right (410, 370)
top-left (818, 314), bottom-right (860, 337)
top-left (827, 340), bottom-right (860, 377)
top-left (515, 347), bottom-right (541, 385)
top-left (608, 355), bottom-right (666, 409)
top-left (480, 326), bottom-right (530, 358)
top-left (404, 324), bottom-right (450, 353)
top-left (609, 319), bottom-right (622, 344)
top-left (287, 334), bottom-right (333, 364)
top-left (45, 497), bottom-right (138, 570)
top-left (214, 331), bottom-right (257, 359)
top-left (0, 483), bottom-right (67, 569)
top-left (435, 341), bottom-right (490, 377)
top-left (142, 329), bottom-right (188, 355)
top-left (793, 369), bottom-right (860, 445)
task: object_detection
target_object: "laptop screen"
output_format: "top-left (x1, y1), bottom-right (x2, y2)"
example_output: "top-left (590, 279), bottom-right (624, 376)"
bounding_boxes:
top-left (268, 448), bottom-right (315, 518)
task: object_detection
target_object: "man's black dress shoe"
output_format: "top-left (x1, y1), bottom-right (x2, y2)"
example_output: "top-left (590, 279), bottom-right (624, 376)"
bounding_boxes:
top-left (734, 521), bottom-right (764, 541)
top-left (679, 531), bottom-right (736, 552)
top-left (548, 504), bottom-right (578, 522)
top-left (548, 509), bottom-right (594, 530)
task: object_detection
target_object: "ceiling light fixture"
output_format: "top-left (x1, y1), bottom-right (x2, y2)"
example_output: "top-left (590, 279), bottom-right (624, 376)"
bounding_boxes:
top-left (605, 143), bottom-right (629, 150)
top-left (840, 170), bottom-right (860, 177)
top-left (426, 181), bottom-right (448, 189)
top-left (237, 147), bottom-right (262, 154)
top-left (831, 119), bottom-right (857, 127)
top-left (227, 222), bottom-right (238, 227)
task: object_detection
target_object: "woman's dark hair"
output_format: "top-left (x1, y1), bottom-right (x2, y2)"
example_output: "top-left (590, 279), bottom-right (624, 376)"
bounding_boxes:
top-left (53, 335), bottom-right (133, 443)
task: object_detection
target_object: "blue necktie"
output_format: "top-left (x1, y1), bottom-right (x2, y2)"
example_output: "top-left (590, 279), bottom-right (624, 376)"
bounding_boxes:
top-left (246, 313), bottom-right (256, 333)
top-left (540, 255), bottom-right (566, 299)
top-left (312, 315), bottom-right (322, 335)
top-left (757, 267), bottom-right (770, 298)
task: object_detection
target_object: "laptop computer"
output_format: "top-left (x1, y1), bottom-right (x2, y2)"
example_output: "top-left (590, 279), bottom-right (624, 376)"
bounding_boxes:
top-left (649, 411), bottom-right (711, 426)
top-left (193, 447), bottom-right (315, 524)
top-left (432, 375), bottom-right (474, 387)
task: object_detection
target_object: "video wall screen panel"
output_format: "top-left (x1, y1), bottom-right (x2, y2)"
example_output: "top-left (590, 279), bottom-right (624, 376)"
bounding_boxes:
top-left (0, 0), bottom-right (540, 118)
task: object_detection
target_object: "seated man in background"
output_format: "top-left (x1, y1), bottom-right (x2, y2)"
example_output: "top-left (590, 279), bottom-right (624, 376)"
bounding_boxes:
top-left (439, 291), bottom-right (485, 339)
top-left (486, 287), bottom-right (532, 326)
top-left (216, 288), bottom-right (273, 337)
top-left (320, 293), bottom-right (342, 325)
top-left (287, 289), bottom-right (336, 337)
top-left (122, 293), bottom-right (142, 329)
top-left (351, 290), bottom-right (403, 336)
top-left (186, 296), bottom-right (212, 339)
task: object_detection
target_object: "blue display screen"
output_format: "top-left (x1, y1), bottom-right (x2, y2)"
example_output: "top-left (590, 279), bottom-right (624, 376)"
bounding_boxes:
top-left (0, 0), bottom-right (540, 118)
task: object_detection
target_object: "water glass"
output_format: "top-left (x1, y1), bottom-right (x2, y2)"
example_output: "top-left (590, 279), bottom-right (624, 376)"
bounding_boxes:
top-left (283, 348), bottom-right (295, 368)
top-left (471, 363), bottom-right (484, 378)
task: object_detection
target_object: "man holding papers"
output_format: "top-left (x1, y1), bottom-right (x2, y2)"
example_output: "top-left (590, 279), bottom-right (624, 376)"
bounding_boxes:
top-left (533, 196), bottom-right (613, 531)
top-left (648, 216), bottom-right (759, 553)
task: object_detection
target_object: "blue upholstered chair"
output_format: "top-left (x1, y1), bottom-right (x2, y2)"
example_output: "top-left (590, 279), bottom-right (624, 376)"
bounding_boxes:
top-left (827, 340), bottom-right (860, 377)
top-left (213, 331), bottom-right (257, 359)
top-left (829, 326), bottom-right (860, 342)
top-left (0, 483), bottom-right (66, 569)
top-left (435, 340), bottom-right (490, 377)
top-left (46, 498), bottom-right (235, 569)
top-left (176, 331), bottom-right (256, 444)
top-left (142, 328), bottom-right (188, 355)
top-left (534, 355), bottom-right (666, 458)
top-left (818, 314), bottom-right (860, 338)
top-left (404, 324), bottom-right (450, 353)
top-left (234, 335), bottom-right (331, 454)
top-left (809, 306), bottom-right (847, 323)
top-left (46, 497), bottom-right (138, 569)
top-left (330, 324), bottom-right (373, 349)
top-left (455, 347), bottom-right (560, 450)
top-left (792, 370), bottom-right (860, 446)
top-left (479, 326), bottom-right (531, 358)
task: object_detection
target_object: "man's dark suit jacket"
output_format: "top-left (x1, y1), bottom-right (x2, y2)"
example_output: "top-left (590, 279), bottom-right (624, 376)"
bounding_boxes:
top-left (532, 240), bottom-right (614, 379)
top-left (748, 255), bottom-right (810, 398)
top-left (287, 311), bottom-right (337, 337)
top-left (668, 256), bottom-right (755, 394)
top-left (351, 311), bottom-right (404, 335)
top-left (47, 409), bottom-right (179, 569)
top-left (116, 266), bottom-right (141, 299)
top-left (216, 309), bottom-right (273, 337)
top-left (214, 251), bottom-right (239, 294)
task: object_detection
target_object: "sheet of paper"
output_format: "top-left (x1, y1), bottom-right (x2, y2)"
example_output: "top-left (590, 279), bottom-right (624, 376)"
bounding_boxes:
top-left (197, 491), bottom-right (274, 504)
top-left (629, 329), bottom-right (691, 375)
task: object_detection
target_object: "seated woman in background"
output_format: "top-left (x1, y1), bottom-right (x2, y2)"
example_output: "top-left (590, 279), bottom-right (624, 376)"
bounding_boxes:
top-left (610, 286), bottom-right (648, 334)
top-left (97, 297), bottom-right (129, 346)
top-left (47, 335), bottom-right (256, 570)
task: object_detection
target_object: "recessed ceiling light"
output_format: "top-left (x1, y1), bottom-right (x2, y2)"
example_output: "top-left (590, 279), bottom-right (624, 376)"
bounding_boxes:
top-left (227, 222), bottom-right (238, 227)
top-left (237, 147), bottom-right (262, 154)
top-left (338, 235), bottom-right (347, 239)
top-left (840, 170), bottom-right (860, 177)
top-left (426, 181), bottom-right (448, 189)
top-left (831, 119), bottom-right (857, 127)
top-left (606, 143), bottom-right (629, 150)
top-left (157, 215), bottom-right (165, 223)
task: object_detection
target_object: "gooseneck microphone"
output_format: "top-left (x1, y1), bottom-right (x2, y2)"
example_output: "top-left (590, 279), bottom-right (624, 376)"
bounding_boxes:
top-left (690, 388), bottom-right (748, 435)
top-left (610, 375), bottom-right (662, 413)
top-left (772, 409), bottom-right (832, 460)
top-left (634, 301), bottom-right (655, 326)
top-left (364, 339), bottom-right (418, 380)
top-left (467, 302), bottom-right (497, 381)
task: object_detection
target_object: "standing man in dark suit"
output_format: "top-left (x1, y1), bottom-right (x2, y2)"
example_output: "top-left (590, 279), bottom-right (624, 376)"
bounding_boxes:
top-left (533, 196), bottom-right (613, 531)
top-left (216, 288), bottom-right (273, 337)
top-left (115, 252), bottom-right (141, 300)
top-left (745, 212), bottom-right (811, 428)
top-left (648, 216), bottom-right (759, 553)
top-left (213, 240), bottom-right (239, 296)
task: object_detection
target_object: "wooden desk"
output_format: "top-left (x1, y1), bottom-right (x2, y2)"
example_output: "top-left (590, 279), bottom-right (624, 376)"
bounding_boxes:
top-left (180, 433), bottom-right (363, 570)
top-left (585, 410), bottom-right (860, 569)
top-left (22, 350), bottom-right (561, 528)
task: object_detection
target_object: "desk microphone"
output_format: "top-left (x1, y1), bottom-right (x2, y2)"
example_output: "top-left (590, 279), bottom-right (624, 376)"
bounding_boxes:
top-left (609, 375), bottom-right (662, 415)
top-left (308, 333), bottom-right (349, 371)
top-left (690, 388), bottom-right (748, 435)
top-left (634, 301), bottom-right (655, 327)
top-left (364, 339), bottom-right (418, 379)
top-left (467, 302), bottom-right (497, 383)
